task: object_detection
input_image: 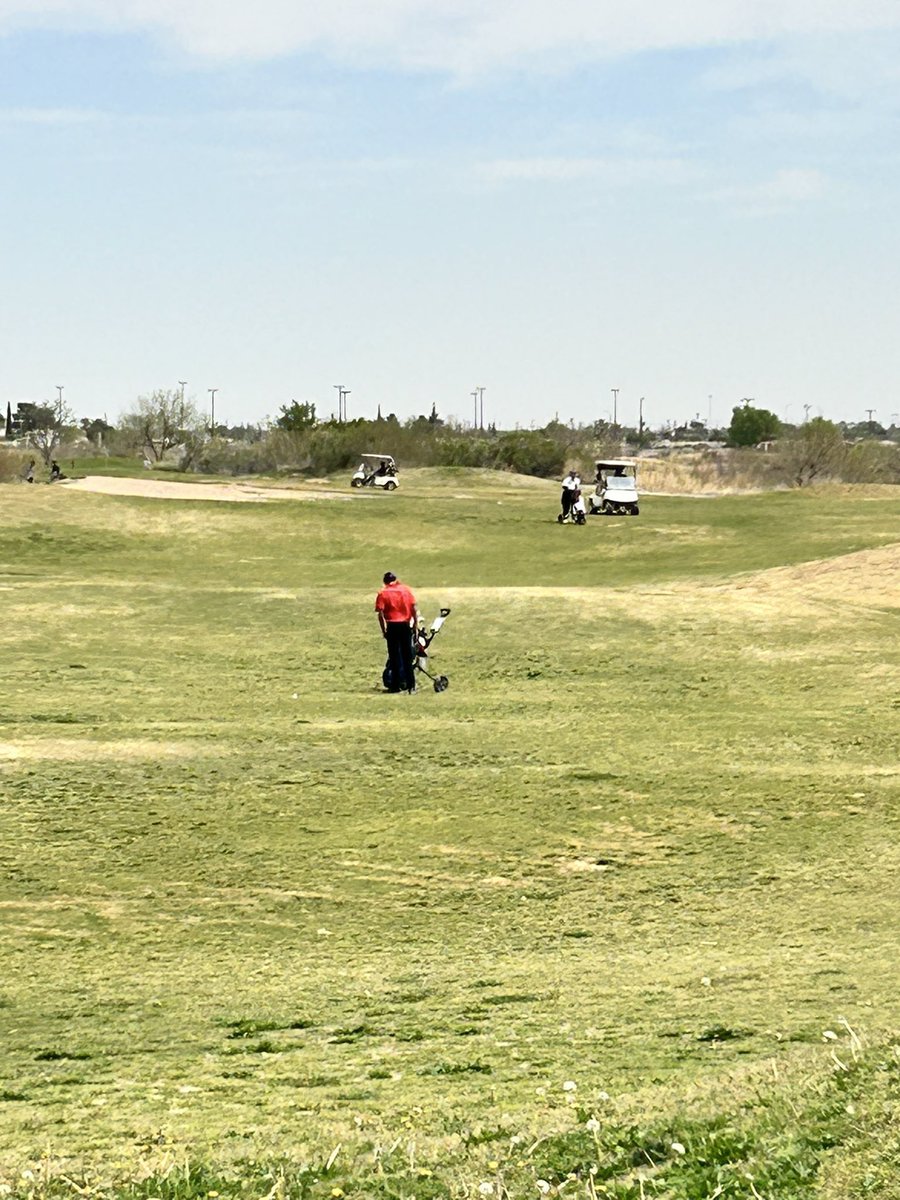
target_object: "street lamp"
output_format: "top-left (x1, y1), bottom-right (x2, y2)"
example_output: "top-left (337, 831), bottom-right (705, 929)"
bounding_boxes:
top-left (611, 388), bottom-right (619, 426)
top-left (208, 388), bottom-right (218, 432)
top-left (471, 390), bottom-right (478, 428)
top-left (334, 385), bottom-right (350, 422)
top-left (477, 386), bottom-right (485, 430)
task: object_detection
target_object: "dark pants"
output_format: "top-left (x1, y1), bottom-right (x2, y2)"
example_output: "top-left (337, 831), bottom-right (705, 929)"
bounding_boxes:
top-left (560, 489), bottom-right (572, 517)
top-left (386, 621), bottom-right (416, 692)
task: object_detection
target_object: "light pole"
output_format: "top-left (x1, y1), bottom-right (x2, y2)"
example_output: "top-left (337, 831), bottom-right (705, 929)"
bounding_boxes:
top-left (803, 403), bottom-right (811, 423)
top-left (611, 388), bottom-right (619, 427)
top-left (208, 388), bottom-right (218, 432)
top-left (639, 396), bottom-right (645, 440)
top-left (471, 390), bottom-right (478, 429)
top-left (334, 385), bottom-right (350, 422)
top-left (477, 386), bottom-right (485, 430)
top-left (56, 385), bottom-right (64, 412)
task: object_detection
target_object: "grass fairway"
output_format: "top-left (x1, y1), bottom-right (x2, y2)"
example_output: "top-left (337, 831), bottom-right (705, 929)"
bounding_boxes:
top-left (1, 471), bottom-right (899, 1199)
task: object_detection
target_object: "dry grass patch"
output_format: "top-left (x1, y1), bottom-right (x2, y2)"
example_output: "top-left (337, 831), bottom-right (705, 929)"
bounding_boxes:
top-left (0, 738), bottom-right (209, 764)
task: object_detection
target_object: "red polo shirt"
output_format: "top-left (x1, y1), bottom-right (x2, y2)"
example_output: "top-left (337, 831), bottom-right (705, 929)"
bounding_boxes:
top-left (375, 580), bottom-right (417, 622)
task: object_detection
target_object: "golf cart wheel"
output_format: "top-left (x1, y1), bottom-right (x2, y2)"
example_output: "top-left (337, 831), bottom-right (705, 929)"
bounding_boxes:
top-left (557, 513), bottom-right (564, 524)
top-left (631, 504), bottom-right (640, 516)
top-left (433, 675), bottom-right (449, 692)
top-left (384, 480), bottom-right (397, 491)
top-left (351, 478), bottom-right (362, 487)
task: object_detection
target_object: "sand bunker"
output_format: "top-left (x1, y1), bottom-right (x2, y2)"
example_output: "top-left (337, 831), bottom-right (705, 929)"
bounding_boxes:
top-left (61, 476), bottom-right (348, 503)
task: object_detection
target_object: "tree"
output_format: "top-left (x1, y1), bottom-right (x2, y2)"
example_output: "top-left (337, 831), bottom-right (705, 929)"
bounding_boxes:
top-left (119, 389), bottom-right (204, 462)
top-left (80, 417), bottom-right (115, 446)
top-left (728, 400), bottom-right (781, 447)
top-left (782, 417), bottom-right (845, 486)
top-left (276, 400), bottom-right (317, 432)
top-left (21, 398), bottom-right (75, 465)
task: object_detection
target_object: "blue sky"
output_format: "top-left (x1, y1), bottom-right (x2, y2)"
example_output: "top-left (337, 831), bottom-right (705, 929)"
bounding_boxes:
top-left (2, 2), bottom-right (899, 431)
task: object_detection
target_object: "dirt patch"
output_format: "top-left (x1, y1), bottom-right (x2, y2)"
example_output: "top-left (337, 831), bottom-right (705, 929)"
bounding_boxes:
top-left (61, 476), bottom-right (350, 503)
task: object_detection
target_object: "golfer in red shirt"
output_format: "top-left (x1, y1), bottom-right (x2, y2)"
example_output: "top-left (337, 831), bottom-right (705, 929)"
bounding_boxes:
top-left (375, 571), bottom-right (420, 694)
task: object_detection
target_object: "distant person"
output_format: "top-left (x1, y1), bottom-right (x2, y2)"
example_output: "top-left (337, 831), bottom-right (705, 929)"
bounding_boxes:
top-left (22, 458), bottom-right (35, 484)
top-left (375, 571), bottom-right (420, 694)
top-left (143, 456), bottom-right (152, 469)
top-left (560, 468), bottom-right (580, 522)
top-left (49, 460), bottom-right (66, 482)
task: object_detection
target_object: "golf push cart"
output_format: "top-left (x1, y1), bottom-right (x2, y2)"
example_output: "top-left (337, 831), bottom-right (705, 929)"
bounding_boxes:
top-left (352, 454), bottom-right (399, 490)
top-left (383, 608), bottom-right (452, 693)
top-left (588, 459), bottom-right (640, 516)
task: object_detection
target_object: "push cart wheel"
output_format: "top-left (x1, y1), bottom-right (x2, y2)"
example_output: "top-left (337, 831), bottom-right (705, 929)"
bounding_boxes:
top-left (433, 675), bottom-right (449, 692)
top-left (384, 480), bottom-right (397, 491)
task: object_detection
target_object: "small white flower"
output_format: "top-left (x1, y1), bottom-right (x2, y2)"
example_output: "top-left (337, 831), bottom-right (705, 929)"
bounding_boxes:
top-left (479, 1183), bottom-right (494, 1196)
top-left (562, 1080), bottom-right (577, 1092)
top-left (671, 1142), bottom-right (686, 1156)
top-left (701, 976), bottom-right (712, 987)
top-left (585, 1117), bottom-right (600, 1133)
top-left (20, 1172), bottom-right (35, 1182)
top-left (596, 1090), bottom-right (610, 1102)
top-left (536, 1182), bottom-right (552, 1196)
top-left (823, 1030), bottom-right (839, 1041)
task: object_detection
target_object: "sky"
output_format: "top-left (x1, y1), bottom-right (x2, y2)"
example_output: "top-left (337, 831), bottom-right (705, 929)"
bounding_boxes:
top-left (2, 1), bottom-right (900, 432)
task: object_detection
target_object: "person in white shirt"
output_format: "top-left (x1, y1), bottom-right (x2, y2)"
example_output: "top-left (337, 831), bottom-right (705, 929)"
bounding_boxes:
top-left (559, 468), bottom-right (580, 522)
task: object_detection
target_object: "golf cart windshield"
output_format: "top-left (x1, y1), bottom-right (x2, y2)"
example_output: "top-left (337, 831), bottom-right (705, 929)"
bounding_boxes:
top-left (605, 475), bottom-right (635, 490)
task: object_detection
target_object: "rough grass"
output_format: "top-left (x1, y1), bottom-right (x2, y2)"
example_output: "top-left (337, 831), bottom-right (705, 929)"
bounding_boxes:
top-left (1, 472), bottom-right (899, 1198)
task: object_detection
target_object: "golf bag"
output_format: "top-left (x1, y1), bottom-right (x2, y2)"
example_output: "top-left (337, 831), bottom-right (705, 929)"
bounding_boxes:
top-left (383, 608), bottom-right (451, 693)
top-left (558, 488), bottom-right (587, 524)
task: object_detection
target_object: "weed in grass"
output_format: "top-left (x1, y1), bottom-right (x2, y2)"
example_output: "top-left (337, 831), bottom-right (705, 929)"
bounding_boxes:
top-left (33, 1049), bottom-right (92, 1062)
top-left (418, 1061), bottom-right (492, 1075)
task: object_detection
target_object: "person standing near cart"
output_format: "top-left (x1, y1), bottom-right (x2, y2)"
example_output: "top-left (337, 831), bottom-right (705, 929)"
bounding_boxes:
top-left (560, 467), bottom-right (580, 522)
top-left (376, 571), bottom-right (420, 694)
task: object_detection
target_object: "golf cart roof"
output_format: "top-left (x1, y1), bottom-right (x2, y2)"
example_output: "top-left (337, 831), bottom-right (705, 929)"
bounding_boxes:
top-left (360, 453), bottom-right (396, 462)
top-left (596, 458), bottom-right (636, 470)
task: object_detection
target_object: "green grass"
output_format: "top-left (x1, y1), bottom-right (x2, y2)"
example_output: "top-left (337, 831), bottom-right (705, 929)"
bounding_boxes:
top-left (1, 471), bottom-right (899, 1198)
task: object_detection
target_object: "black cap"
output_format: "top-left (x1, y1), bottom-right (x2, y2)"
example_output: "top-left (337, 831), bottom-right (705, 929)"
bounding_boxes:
top-left (383, 571), bottom-right (397, 584)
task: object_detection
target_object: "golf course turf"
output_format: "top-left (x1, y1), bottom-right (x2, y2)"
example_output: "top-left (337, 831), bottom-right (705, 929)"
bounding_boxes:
top-left (1, 470), bottom-right (899, 1198)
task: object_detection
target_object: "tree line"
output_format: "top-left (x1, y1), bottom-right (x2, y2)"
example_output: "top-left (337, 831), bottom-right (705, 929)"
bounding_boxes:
top-left (4, 391), bottom-right (899, 487)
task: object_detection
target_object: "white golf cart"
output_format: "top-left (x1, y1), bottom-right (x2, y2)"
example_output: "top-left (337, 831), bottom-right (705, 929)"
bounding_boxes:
top-left (588, 459), bottom-right (640, 516)
top-left (351, 454), bottom-right (399, 490)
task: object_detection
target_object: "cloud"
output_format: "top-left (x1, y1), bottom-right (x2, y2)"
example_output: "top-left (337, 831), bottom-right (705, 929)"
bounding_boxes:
top-left (2, 0), bottom-right (900, 71)
top-left (480, 154), bottom-right (694, 187)
top-left (0, 106), bottom-right (105, 124)
top-left (706, 166), bottom-right (828, 214)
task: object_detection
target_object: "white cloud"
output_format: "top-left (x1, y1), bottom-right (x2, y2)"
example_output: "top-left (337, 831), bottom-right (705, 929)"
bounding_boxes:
top-left (0, 106), bottom-right (105, 124)
top-left (481, 154), bottom-right (694, 186)
top-left (706, 166), bottom-right (828, 214)
top-left (2, 0), bottom-right (900, 70)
